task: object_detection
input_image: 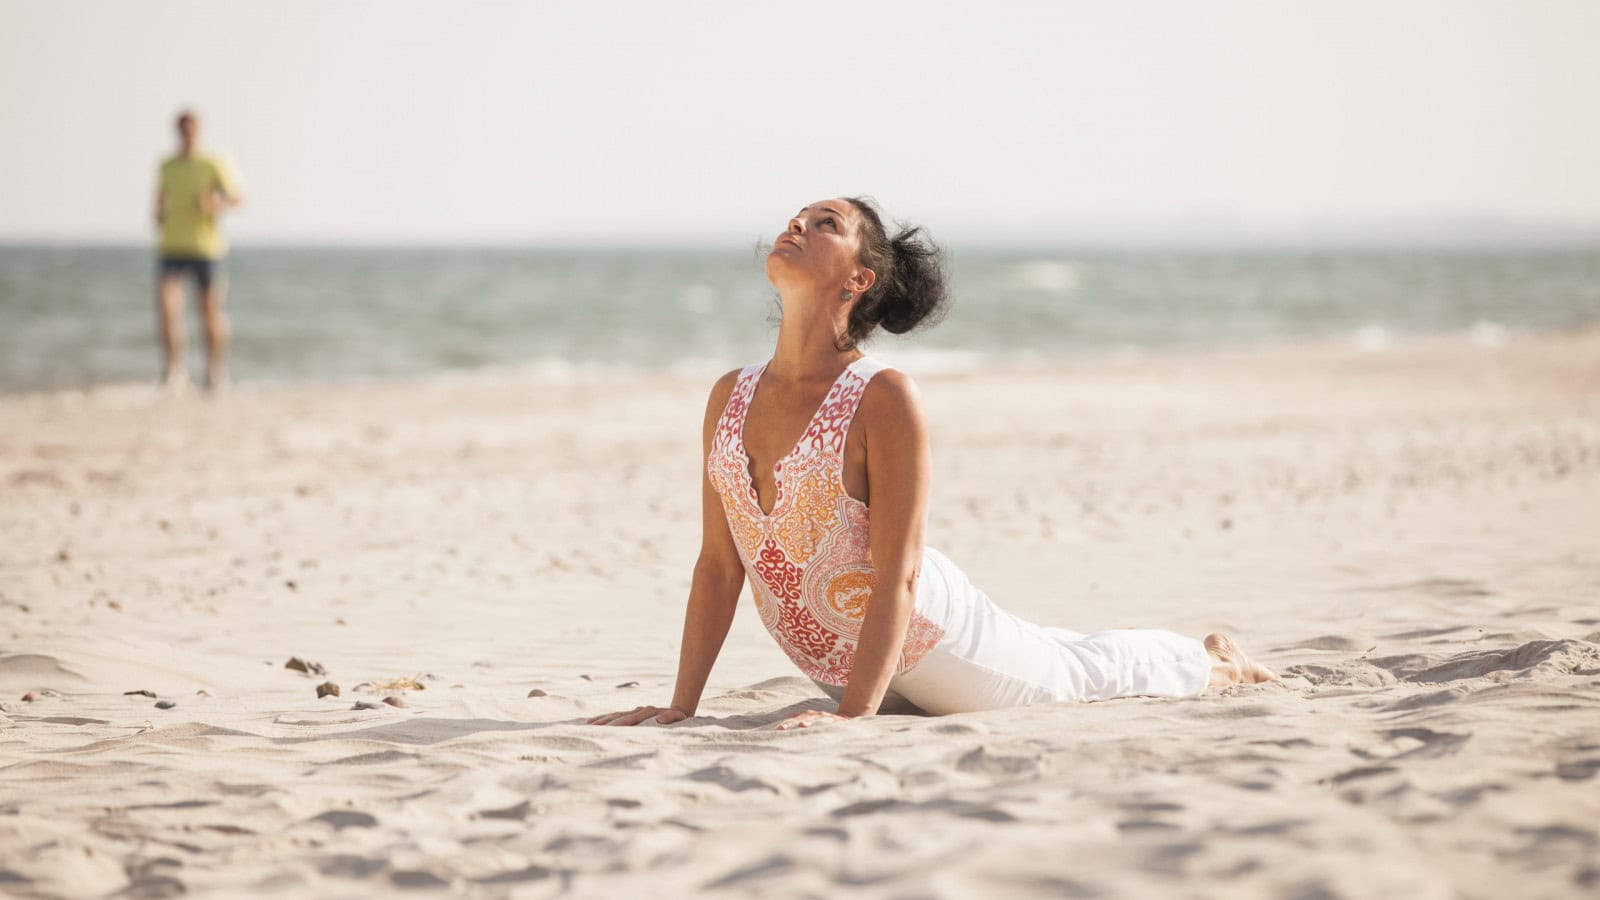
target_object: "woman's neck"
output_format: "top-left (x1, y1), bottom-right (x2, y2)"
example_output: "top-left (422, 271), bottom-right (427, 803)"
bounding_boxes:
top-left (768, 287), bottom-right (862, 381)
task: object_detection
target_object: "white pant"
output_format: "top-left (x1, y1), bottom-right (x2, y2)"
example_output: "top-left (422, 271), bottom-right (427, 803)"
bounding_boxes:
top-left (817, 549), bottom-right (1213, 715)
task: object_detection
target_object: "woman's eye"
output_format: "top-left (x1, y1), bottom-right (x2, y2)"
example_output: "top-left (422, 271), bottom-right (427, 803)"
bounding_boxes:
top-left (822, 218), bottom-right (836, 228)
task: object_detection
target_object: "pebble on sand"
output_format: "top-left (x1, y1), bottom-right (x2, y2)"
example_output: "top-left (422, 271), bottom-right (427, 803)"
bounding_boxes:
top-left (352, 701), bottom-right (381, 710)
top-left (285, 657), bottom-right (326, 676)
top-left (382, 696), bottom-right (407, 708)
top-left (20, 692), bottom-right (37, 702)
top-left (616, 681), bottom-right (640, 689)
top-left (316, 682), bottom-right (340, 698)
top-left (527, 689), bottom-right (548, 698)
top-left (155, 700), bottom-right (176, 710)
top-left (123, 689), bottom-right (157, 698)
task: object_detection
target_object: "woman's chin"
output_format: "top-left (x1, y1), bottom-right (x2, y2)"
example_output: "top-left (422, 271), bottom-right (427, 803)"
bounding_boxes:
top-left (764, 252), bottom-right (799, 281)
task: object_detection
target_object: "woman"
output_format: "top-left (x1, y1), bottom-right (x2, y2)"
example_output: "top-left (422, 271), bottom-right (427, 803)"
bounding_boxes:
top-left (589, 198), bottom-right (1275, 730)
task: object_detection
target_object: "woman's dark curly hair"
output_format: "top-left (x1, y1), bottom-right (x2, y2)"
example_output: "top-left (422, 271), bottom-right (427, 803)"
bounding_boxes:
top-left (839, 196), bottom-right (949, 350)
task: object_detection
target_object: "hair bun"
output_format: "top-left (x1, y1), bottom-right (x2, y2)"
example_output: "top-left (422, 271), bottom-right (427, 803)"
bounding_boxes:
top-left (842, 198), bottom-right (949, 347)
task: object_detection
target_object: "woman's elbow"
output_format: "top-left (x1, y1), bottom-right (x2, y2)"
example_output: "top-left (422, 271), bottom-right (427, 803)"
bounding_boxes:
top-left (694, 551), bottom-right (745, 593)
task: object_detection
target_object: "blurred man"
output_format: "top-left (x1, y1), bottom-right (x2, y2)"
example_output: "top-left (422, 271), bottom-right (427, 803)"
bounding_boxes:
top-left (154, 109), bottom-right (243, 392)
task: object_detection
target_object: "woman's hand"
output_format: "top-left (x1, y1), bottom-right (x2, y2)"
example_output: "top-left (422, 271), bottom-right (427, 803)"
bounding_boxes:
top-left (775, 710), bottom-right (853, 730)
top-left (586, 705), bottom-right (689, 727)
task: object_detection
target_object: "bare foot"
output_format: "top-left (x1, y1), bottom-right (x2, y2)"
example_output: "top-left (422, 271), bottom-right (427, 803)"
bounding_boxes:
top-left (1204, 632), bottom-right (1277, 687)
top-left (161, 368), bottom-right (190, 397)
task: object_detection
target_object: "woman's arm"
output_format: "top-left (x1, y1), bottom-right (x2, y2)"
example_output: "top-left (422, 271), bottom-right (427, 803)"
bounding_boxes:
top-left (589, 371), bottom-right (747, 726)
top-left (826, 370), bottom-right (932, 721)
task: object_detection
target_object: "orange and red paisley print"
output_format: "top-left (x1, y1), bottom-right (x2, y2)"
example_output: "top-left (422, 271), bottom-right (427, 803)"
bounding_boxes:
top-left (706, 359), bottom-right (946, 686)
top-left (754, 540), bottom-right (801, 602)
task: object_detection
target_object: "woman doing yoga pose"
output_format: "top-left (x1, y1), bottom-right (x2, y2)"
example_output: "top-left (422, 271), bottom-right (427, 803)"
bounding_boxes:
top-left (589, 198), bottom-right (1275, 730)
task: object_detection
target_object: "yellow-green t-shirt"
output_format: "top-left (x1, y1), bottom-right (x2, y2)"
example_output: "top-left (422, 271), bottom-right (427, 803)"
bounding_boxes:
top-left (158, 153), bottom-right (241, 260)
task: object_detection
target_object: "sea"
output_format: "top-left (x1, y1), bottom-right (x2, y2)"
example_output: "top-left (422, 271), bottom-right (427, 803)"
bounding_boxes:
top-left (2, 244), bottom-right (1598, 394)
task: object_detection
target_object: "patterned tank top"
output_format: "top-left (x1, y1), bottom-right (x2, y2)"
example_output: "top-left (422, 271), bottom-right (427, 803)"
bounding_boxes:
top-left (707, 357), bottom-right (946, 686)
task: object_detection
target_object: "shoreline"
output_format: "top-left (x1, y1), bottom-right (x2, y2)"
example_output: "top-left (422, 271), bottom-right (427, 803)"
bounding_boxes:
top-left (3, 319), bottom-right (1596, 405)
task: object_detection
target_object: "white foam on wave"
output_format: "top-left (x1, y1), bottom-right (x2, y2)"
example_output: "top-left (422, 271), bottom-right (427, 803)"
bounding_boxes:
top-left (430, 355), bottom-right (648, 387)
top-left (680, 283), bottom-right (717, 315)
top-left (869, 347), bottom-right (988, 376)
top-left (1469, 320), bottom-right (1509, 348)
top-left (1010, 260), bottom-right (1080, 294)
top-left (1353, 324), bottom-right (1393, 353)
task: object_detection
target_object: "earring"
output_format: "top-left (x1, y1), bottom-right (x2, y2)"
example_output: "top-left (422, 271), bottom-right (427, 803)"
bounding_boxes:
top-left (842, 291), bottom-right (853, 301)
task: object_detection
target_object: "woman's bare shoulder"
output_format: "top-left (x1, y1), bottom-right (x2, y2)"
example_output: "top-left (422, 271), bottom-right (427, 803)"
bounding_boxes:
top-left (709, 367), bottom-right (743, 400)
top-left (703, 367), bottom-right (746, 423)
top-left (857, 367), bottom-right (926, 430)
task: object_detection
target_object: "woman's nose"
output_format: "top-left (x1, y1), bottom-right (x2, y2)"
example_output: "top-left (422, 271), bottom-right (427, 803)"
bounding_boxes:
top-left (788, 217), bottom-right (804, 234)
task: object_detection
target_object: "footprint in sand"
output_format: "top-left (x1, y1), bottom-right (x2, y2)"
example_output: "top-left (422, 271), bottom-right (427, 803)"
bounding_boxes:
top-left (309, 810), bottom-right (378, 830)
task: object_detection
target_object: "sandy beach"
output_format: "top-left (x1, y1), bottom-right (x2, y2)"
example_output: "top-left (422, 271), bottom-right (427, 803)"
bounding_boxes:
top-left (2, 331), bottom-right (1598, 898)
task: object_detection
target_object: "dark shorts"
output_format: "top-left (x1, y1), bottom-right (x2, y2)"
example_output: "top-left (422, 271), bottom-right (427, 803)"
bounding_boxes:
top-left (158, 256), bottom-right (219, 292)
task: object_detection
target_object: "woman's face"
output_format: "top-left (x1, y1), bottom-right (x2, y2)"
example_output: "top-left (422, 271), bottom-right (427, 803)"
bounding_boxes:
top-left (765, 198), bottom-right (870, 293)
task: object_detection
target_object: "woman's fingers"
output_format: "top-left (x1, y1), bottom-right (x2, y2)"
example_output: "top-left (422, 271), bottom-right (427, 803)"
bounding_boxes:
top-left (775, 710), bottom-right (847, 730)
top-left (586, 706), bottom-right (648, 726)
top-left (587, 706), bottom-right (686, 727)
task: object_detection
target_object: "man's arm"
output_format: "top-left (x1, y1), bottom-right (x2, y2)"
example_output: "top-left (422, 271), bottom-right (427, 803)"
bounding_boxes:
top-left (213, 158), bottom-right (244, 208)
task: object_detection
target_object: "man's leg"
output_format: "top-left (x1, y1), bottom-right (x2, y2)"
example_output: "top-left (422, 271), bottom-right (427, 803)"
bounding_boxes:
top-left (198, 263), bottom-right (229, 390)
top-left (157, 269), bottom-right (188, 390)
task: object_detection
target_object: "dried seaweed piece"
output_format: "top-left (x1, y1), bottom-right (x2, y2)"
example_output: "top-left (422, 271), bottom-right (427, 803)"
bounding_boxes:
top-left (368, 675), bottom-right (425, 692)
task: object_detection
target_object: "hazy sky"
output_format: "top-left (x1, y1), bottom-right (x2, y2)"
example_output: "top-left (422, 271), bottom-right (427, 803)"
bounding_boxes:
top-left (2, 1), bottom-right (1596, 245)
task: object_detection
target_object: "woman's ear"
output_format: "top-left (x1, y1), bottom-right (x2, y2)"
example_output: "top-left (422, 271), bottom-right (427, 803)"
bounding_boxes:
top-left (845, 268), bottom-right (876, 297)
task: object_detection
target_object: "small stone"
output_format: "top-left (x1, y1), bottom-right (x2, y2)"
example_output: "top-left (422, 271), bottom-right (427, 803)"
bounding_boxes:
top-left (123, 689), bottom-right (157, 698)
top-left (196, 689), bottom-right (213, 697)
top-left (381, 696), bottom-right (406, 708)
top-left (155, 700), bottom-right (176, 710)
top-left (335, 617), bottom-right (347, 626)
top-left (107, 600), bottom-right (123, 612)
top-left (285, 579), bottom-right (297, 591)
top-left (527, 689), bottom-right (548, 698)
top-left (55, 549), bottom-right (70, 563)
top-left (316, 681), bottom-right (340, 699)
top-left (578, 674), bottom-right (592, 681)
top-left (352, 701), bottom-right (381, 710)
top-left (20, 692), bottom-right (37, 702)
top-left (615, 681), bottom-right (640, 689)
top-left (285, 657), bottom-right (326, 676)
